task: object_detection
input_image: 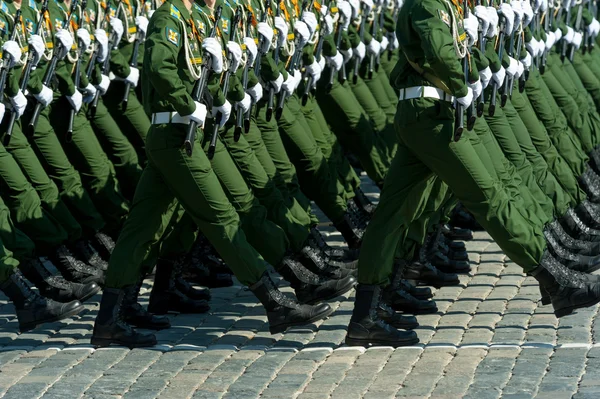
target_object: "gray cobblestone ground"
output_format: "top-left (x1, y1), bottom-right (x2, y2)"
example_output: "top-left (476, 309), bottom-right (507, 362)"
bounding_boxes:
top-left (1, 175), bottom-right (599, 398)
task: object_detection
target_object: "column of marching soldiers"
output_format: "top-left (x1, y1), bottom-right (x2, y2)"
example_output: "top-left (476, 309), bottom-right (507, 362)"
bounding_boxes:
top-left (0, 0), bottom-right (599, 349)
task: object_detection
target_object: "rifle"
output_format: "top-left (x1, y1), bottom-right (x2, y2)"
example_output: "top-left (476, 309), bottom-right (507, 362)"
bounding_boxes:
top-left (28, 0), bottom-right (79, 136)
top-left (120, 16), bottom-right (145, 111)
top-left (540, 7), bottom-right (549, 73)
top-left (583, 0), bottom-right (591, 53)
top-left (561, 1), bottom-right (571, 62)
top-left (66, 0), bottom-right (88, 142)
top-left (234, 12), bottom-right (253, 141)
top-left (475, 0), bottom-right (486, 117)
top-left (568, 1), bottom-right (583, 61)
top-left (367, 3), bottom-right (377, 79)
top-left (266, 0), bottom-right (281, 121)
top-left (375, 3), bottom-right (384, 71)
top-left (1, 9), bottom-right (23, 145)
top-left (207, 6), bottom-right (241, 159)
top-left (327, 12), bottom-right (345, 91)
top-left (501, 11), bottom-right (516, 107)
top-left (352, 3), bottom-right (368, 84)
top-left (302, 2), bottom-right (328, 105)
top-left (184, 5), bottom-right (222, 157)
top-left (489, 4), bottom-right (506, 117)
top-left (508, 24), bottom-right (522, 98)
top-left (463, 0), bottom-right (475, 133)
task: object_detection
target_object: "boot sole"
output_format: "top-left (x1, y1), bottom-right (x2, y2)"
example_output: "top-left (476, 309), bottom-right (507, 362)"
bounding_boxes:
top-left (345, 336), bottom-right (420, 348)
top-left (19, 305), bottom-right (85, 333)
top-left (304, 279), bottom-right (357, 305)
top-left (554, 295), bottom-right (600, 318)
top-left (79, 286), bottom-right (102, 303)
top-left (90, 337), bottom-right (157, 349)
top-left (269, 307), bottom-right (334, 334)
top-left (407, 278), bottom-right (460, 289)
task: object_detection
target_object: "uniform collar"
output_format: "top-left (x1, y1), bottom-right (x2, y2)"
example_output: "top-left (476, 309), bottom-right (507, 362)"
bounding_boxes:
top-left (169, 0), bottom-right (190, 20)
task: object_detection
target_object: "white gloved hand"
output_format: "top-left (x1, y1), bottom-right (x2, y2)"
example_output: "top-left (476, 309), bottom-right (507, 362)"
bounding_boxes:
top-left (469, 79), bottom-right (483, 100)
top-left (572, 31), bottom-right (583, 49)
top-left (109, 17), bottom-right (124, 46)
top-left (340, 48), bottom-right (353, 63)
top-left (257, 22), bottom-right (274, 52)
top-left (457, 87), bottom-right (474, 107)
top-left (270, 74), bottom-right (284, 93)
top-left (318, 56), bottom-right (326, 74)
top-left (67, 90), bottom-right (82, 113)
top-left (302, 11), bottom-right (318, 35)
top-left (0, 103), bottom-right (5, 124)
top-left (511, 0), bottom-right (524, 24)
top-left (565, 26), bottom-right (575, 43)
top-left (306, 60), bottom-right (322, 81)
top-left (479, 66), bottom-right (492, 88)
top-left (389, 34), bottom-right (399, 50)
top-left (532, 0), bottom-right (542, 13)
top-left (274, 16), bottom-right (288, 46)
top-left (521, 51), bottom-right (532, 69)
top-left (320, 5), bottom-right (329, 16)
top-left (34, 85), bottom-right (53, 107)
top-left (135, 16), bottom-right (149, 35)
top-left (545, 30), bottom-right (556, 50)
top-left (9, 90), bottom-right (26, 118)
top-left (55, 29), bottom-right (73, 59)
top-left (202, 37), bottom-right (224, 73)
top-left (526, 37), bottom-right (538, 55)
top-left (587, 18), bottom-right (600, 37)
top-left (485, 6), bottom-right (499, 38)
top-left (295, 21), bottom-right (311, 45)
top-left (125, 67), bottom-right (139, 87)
top-left (82, 83), bottom-right (97, 104)
top-left (354, 41), bottom-right (366, 62)
top-left (291, 69), bottom-right (301, 90)
top-left (76, 28), bottom-right (91, 49)
top-left (244, 37), bottom-right (257, 65)
top-left (212, 100), bottom-right (232, 127)
top-left (475, 6), bottom-right (491, 36)
top-left (327, 52), bottom-right (344, 72)
top-left (506, 56), bottom-right (519, 77)
top-left (492, 66), bottom-right (506, 86)
top-left (94, 29), bottom-right (109, 62)
top-left (540, 0), bottom-right (549, 11)
top-left (521, 0), bottom-right (534, 27)
top-left (1, 41), bottom-right (21, 68)
top-left (189, 101), bottom-right (207, 127)
top-left (499, 4), bottom-right (515, 35)
top-left (464, 14), bottom-right (479, 46)
top-left (282, 72), bottom-right (296, 96)
top-left (379, 35), bottom-right (389, 52)
top-left (515, 61), bottom-right (524, 78)
top-left (248, 82), bottom-right (263, 102)
top-left (226, 41), bottom-right (242, 72)
top-left (338, 1), bottom-right (353, 30)
top-left (361, 0), bottom-right (374, 9)
top-left (367, 38), bottom-right (380, 55)
top-left (535, 36), bottom-right (545, 56)
top-left (96, 74), bottom-right (110, 95)
top-left (323, 15), bottom-right (334, 35)
top-left (27, 35), bottom-right (45, 67)
top-left (238, 93), bottom-right (251, 113)
top-left (148, 9), bottom-right (155, 19)
top-left (554, 27), bottom-right (563, 42)
top-left (348, 0), bottom-right (361, 18)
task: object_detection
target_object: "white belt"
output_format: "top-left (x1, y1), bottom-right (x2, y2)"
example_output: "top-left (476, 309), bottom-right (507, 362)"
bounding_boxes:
top-left (151, 112), bottom-right (191, 125)
top-left (398, 86), bottom-right (455, 102)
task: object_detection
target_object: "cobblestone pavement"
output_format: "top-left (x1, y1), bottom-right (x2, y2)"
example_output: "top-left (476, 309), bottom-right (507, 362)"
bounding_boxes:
top-left (0, 176), bottom-right (599, 398)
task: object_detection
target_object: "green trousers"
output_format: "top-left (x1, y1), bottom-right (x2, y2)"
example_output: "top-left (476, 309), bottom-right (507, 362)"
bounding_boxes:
top-left (0, 236), bottom-right (18, 283)
top-left (0, 195), bottom-right (36, 262)
top-left (573, 52), bottom-right (600, 114)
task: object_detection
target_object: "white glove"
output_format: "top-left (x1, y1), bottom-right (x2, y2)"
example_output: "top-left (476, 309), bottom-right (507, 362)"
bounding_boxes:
top-left (238, 93), bottom-right (251, 113)
top-left (521, 0), bottom-right (533, 27)
top-left (1, 41), bottom-right (21, 68)
top-left (96, 74), bottom-right (110, 95)
top-left (306, 60), bottom-right (322, 81)
top-left (94, 29), bottom-right (109, 63)
top-left (54, 29), bottom-right (73, 59)
top-left (282, 72), bottom-right (296, 96)
top-left (9, 90), bottom-right (26, 118)
top-left (515, 61), bottom-right (524, 78)
top-left (274, 16), bottom-right (289, 46)
top-left (226, 41), bottom-right (242, 72)
top-left (521, 51), bottom-right (532, 69)
top-left (354, 42), bottom-right (366, 62)
top-left (270, 74), bottom-right (284, 93)
top-left (67, 90), bottom-right (82, 113)
top-left (485, 6), bottom-right (499, 38)
top-left (27, 35), bottom-right (45, 67)
top-left (526, 37), bottom-right (537, 55)
top-left (244, 37), bottom-right (258, 66)
top-left (464, 14), bottom-right (479, 46)
top-left (539, 0), bottom-right (548, 11)
top-left (189, 101), bottom-right (207, 127)
top-left (327, 52), bottom-right (344, 72)
top-left (318, 56), bottom-right (326, 73)
top-left (341, 48), bottom-right (353, 63)
top-left (361, 0), bottom-right (374, 8)
top-left (76, 28), bottom-right (91, 49)
top-left (257, 22), bottom-right (274, 52)
top-left (82, 83), bottom-right (97, 104)
top-left (295, 21), bottom-right (311, 45)
top-left (212, 100), bottom-right (232, 127)
top-left (565, 26), bottom-right (575, 43)
top-left (109, 17), bottom-right (124, 46)
top-left (587, 19), bottom-right (600, 37)
top-left (492, 66), bottom-right (506, 86)
top-left (338, 1), bottom-right (352, 28)
top-left (479, 66), bottom-right (492, 89)
top-left (0, 103), bottom-right (5, 124)
top-left (367, 38), bottom-right (380, 55)
top-left (248, 82), bottom-right (263, 102)
top-left (301, 11), bottom-right (318, 35)
top-left (135, 16), bottom-right (149, 35)
top-left (125, 67), bottom-right (139, 87)
top-left (320, 5), bottom-right (329, 16)
top-left (380, 35), bottom-right (389, 52)
top-left (293, 69), bottom-right (302, 91)
top-left (545, 30), bottom-right (556, 50)
top-left (202, 37), bottom-right (224, 73)
top-left (469, 79), bottom-right (483, 100)
top-left (323, 15), bottom-right (334, 36)
top-left (475, 6), bottom-right (491, 36)
top-left (499, 4), bottom-right (515, 35)
top-left (532, 0), bottom-right (541, 12)
top-left (349, 0), bottom-right (360, 18)
top-left (34, 85), bottom-right (53, 107)
top-left (506, 56), bottom-right (519, 77)
top-left (572, 31), bottom-right (583, 49)
top-left (511, 0), bottom-right (524, 24)
top-left (535, 37), bottom-right (545, 56)
top-left (457, 87), bottom-right (474, 107)
top-left (554, 28), bottom-right (563, 42)
top-left (148, 9), bottom-right (155, 19)
top-left (389, 34), bottom-right (399, 50)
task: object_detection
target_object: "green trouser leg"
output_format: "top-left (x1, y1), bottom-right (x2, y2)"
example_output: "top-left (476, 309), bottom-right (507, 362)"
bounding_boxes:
top-left (3, 122), bottom-right (82, 242)
top-left (525, 69), bottom-right (589, 177)
top-left (21, 104), bottom-right (106, 235)
top-left (49, 98), bottom-right (130, 232)
top-left (574, 52), bottom-right (600, 114)
top-left (105, 124), bottom-right (267, 288)
top-left (220, 121), bottom-right (310, 252)
top-left (0, 237), bottom-right (18, 282)
top-left (358, 98), bottom-right (546, 285)
top-left (102, 83), bottom-right (150, 164)
top-left (381, 51), bottom-right (399, 78)
top-left (0, 197), bottom-right (36, 261)
top-left (203, 121), bottom-right (289, 267)
top-left (270, 97), bottom-right (347, 224)
top-left (158, 209), bottom-right (197, 260)
top-left (483, 97), bottom-right (554, 222)
top-left (512, 88), bottom-right (586, 204)
top-left (87, 99), bottom-right (143, 200)
top-left (315, 78), bottom-right (389, 185)
top-left (362, 68), bottom-right (397, 123)
top-left (376, 63), bottom-right (400, 109)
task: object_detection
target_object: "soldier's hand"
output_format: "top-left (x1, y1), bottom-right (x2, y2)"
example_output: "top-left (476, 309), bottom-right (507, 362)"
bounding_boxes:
top-left (479, 66), bottom-right (492, 88)
top-left (294, 21), bottom-right (311, 46)
top-left (337, 1), bottom-right (352, 30)
top-left (326, 52), bottom-right (344, 72)
top-left (492, 66), bottom-right (506, 87)
top-left (306, 60), bottom-right (323, 83)
top-left (238, 93), bottom-right (251, 113)
top-left (572, 32), bottom-right (583, 49)
top-left (521, 0), bottom-right (533, 27)
top-left (521, 51), bottom-right (532, 70)
top-left (77, 28), bottom-right (91, 50)
top-left (323, 15), bottom-right (334, 36)
top-left (34, 85), bottom-right (53, 107)
top-left (189, 101), bottom-right (207, 127)
top-left (544, 31), bottom-right (556, 51)
top-left (125, 67), bottom-right (140, 87)
top-left (82, 83), bottom-right (97, 104)
top-left (55, 29), bottom-right (74, 59)
top-left (564, 26), bottom-right (575, 44)
top-left (511, 1), bottom-right (523, 26)
top-left (110, 17), bottom-right (124, 46)
top-left (9, 90), bottom-right (27, 118)
top-left (468, 79), bottom-right (482, 100)
top-left (282, 73), bottom-right (297, 96)
top-left (588, 19), bottom-right (600, 38)
top-left (1, 41), bottom-right (21, 68)
top-left (202, 38), bottom-right (224, 73)
top-left (95, 29), bottom-right (109, 62)
top-left (301, 11), bottom-right (318, 36)
top-left (485, 6), bottom-right (499, 38)
top-left (211, 100), bottom-right (232, 127)
top-left (340, 48), bottom-right (353, 63)
top-left (361, 0), bottom-right (374, 9)
top-left (27, 35), bottom-right (45, 67)
top-left (67, 91), bottom-right (83, 113)
top-left (380, 36), bottom-right (389, 53)
top-left (0, 103), bottom-right (5, 124)
top-left (553, 27), bottom-right (562, 42)
top-left (474, 6), bottom-right (490, 35)
top-left (269, 74), bottom-right (284, 93)
top-left (464, 14), bottom-right (479, 46)
top-left (257, 22), bottom-right (274, 52)
top-left (367, 38), bottom-right (380, 56)
top-left (539, 0), bottom-right (548, 11)
top-left (456, 87), bottom-right (474, 108)
top-left (135, 16), bottom-right (149, 36)
top-left (505, 56), bottom-right (519, 78)
top-left (248, 82), bottom-right (263, 102)
top-left (293, 69), bottom-right (302, 90)
top-left (499, 4), bottom-right (515, 35)
top-left (243, 37), bottom-right (257, 66)
top-left (349, 0), bottom-right (360, 18)
top-left (226, 41), bottom-right (242, 73)
top-left (274, 17), bottom-right (289, 46)
top-left (96, 75), bottom-right (111, 95)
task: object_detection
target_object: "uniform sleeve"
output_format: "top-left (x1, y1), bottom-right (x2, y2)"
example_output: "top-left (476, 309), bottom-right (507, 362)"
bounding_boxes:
top-left (55, 59), bottom-right (77, 96)
top-left (411, 0), bottom-right (468, 97)
top-left (484, 39), bottom-right (501, 72)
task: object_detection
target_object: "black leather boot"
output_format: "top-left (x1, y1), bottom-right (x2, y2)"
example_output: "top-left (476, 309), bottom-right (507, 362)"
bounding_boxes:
top-left (91, 287), bottom-right (157, 348)
top-left (580, 167), bottom-right (600, 202)
top-left (532, 251), bottom-right (600, 318)
top-left (576, 201), bottom-right (600, 230)
top-left (249, 271), bottom-right (333, 334)
top-left (347, 200), bottom-right (369, 229)
top-left (434, 231), bottom-right (469, 261)
top-left (389, 260), bottom-right (433, 300)
top-left (547, 221), bottom-right (600, 255)
top-left (122, 279), bottom-right (171, 330)
top-left (277, 256), bottom-right (356, 304)
top-left (441, 224), bottom-right (473, 241)
top-left (560, 209), bottom-right (600, 243)
top-left (298, 246), bottom-right (356, 279)
top-left (376, 302), bottom-right (419, 330)
top-left (173, 259), bottom-right (211, 301)
top-left (72, 239), bottom-right (108, 271)
top-left (345, 284), bottom-right (419, 347)
top-left (429, 251), bottom-right (471, 274)
top-left (305, 235), bottom-right (358, 271)
top-left (0, 271), bottom-right (84, 332)
top-left (183, 239), bottom-right (233, 288)
top-left (544, 229), bottom-right (600, 273)
top-left (381, 284), bottom-right (438, 314)
top-left (49, 245), bottom-right (104, 285)
top-left (92, 231), bottom-right (115, 260)
top-left (309, 227), bottom-right (359, 261)
top-left (334, 213), bottom-right (364, 249)
top-left (403, 261), bottom-right (460, 288)
top-left (19, 258), bottom-right (100, 303)
top-left (148, 259), bottom-right (211, 315)
top-left (450, 205), bottom-right (483, 230)
top-left (353, 187), bottom-right (376, 216)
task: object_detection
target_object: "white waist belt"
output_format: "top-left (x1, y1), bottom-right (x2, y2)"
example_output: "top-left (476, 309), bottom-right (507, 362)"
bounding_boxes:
top-left (151, 112), bottom-right (191, 125)
top-left (398, 86), bottom-right (455, 102)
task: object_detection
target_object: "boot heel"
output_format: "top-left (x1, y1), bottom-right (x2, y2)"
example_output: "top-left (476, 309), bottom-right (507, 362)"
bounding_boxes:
top-left (90, 337), bottom-right (114, 347)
